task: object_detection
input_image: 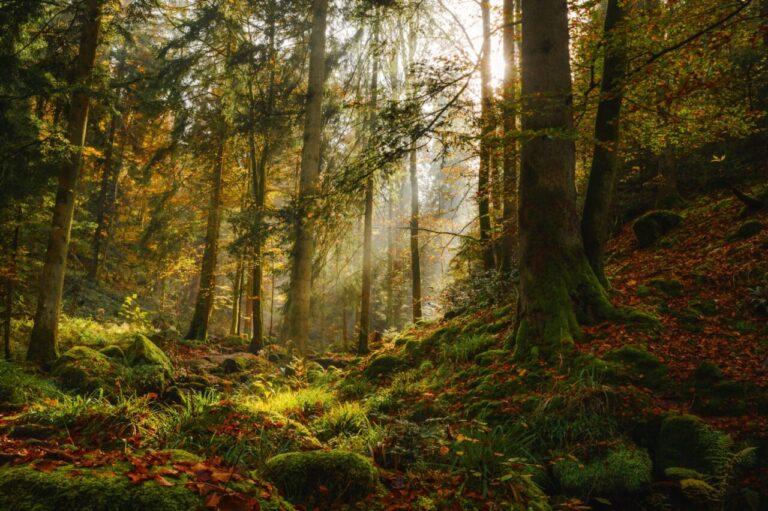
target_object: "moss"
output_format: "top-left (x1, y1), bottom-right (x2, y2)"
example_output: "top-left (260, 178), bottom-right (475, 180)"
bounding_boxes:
top-left (124, 334), bottom-right (173, 376)
top-left (363, 354), bottom-right (405, 379)
top-left (0, 464), bottom-right (200, 511)
top-left (728, 219), bottom-right (763, 241)
top-left (648, 278), bottom-right (684, 298)
top-left (264, 450), bottom-right (378, 505)
top-left (632, 210), bottom-right (682, 248)
top-left (52, 346), bottom-right (118, 393)
top-left (99, 345), bottom-right (126, 361)
top-left (657, 414), bottom-right (730, 475)
top-left (474, 349), bottom-right (508, 366)
top-left (0, 360), bottom-right (63, 408)
top-left (694, 361), bottom-right (724, 386)
top-left (603, 344), bottom-right (669, 389)
top-left (312, 402), bottom-right (370, 441)
top-left (441, 333), bottom-right (496, 364)
top-left (220, 355), bottom-right (250, 374)
top-left (166, 400), bottom-right (320, 468)
top-left (553, 443), bottom-right (652, 497)
top-left (403, 339), bottom-right (423, 360)
top-left (691, 363), bottom-right (752, 417)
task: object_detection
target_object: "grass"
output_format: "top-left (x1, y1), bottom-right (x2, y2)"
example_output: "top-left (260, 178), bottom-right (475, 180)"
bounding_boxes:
top-left (440, 333), bottom-right (496, 364)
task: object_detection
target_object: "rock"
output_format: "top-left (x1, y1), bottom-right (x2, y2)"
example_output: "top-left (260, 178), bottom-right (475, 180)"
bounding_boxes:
top-left (632, 210), bottom-right (682, 248)
top-left (474, 349), bottom-right (507, 366)
top-left (691, 362), bottom-right (751, 417)
top-left (648, 278), bottom-right (684, 298)
top-left (219, 355), bottom-right (251, 374)
top-left (313, 357), bottom-right (348, 369)
top-left (603, 344), bottom-right (669, 389)
top-left (657, 414), bottom-right (730, 475)
top-left (0, 360), bottom-right (62, 408)
top-left (99, 345), bottom-right (126, 361)
top-left (728, 219), bottom-right (763, 241)
top-left (52, 347), bottom-right (117, 393)
top-left (553, 443), bottom-right (652, 497)
top-left (124, 334), bottom-right (173, 376)
top-left (363, 354), bottom-right (405, 379)
top-left (264, 450), bottom-right (378, 505)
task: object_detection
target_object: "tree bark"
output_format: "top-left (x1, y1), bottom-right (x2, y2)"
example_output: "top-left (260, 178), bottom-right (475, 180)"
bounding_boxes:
top-left (515, 0), bottom-right (615, 360)
top-left (284, 0), bottom-right (328, 355)
top-left (229, 260), bottom-right (243, 336)
top-left (89, 112), bottom-right (117, 282)
top-left (4, 206), bottom-right (21, 360)
top-left (580, 0), bottom-right (627, 287)
top-left (478, 0), bottom-right (495, 271)
top-left (358, 12), bottom-right (380, 356)
top-left (28, 0), bottom-right (103, 366)
top-left (499, 0), bottom-right (519, 274)
top-left (408, 142), bottom-right (423, 322)
top-left (185, 133), bottom-right (226, 341)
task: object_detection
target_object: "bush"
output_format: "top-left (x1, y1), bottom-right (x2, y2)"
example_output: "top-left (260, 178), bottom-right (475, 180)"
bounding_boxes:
top-left (264, 450), bottom-right (378, 505)
top-left (312, 402), bottom-right (370, 441)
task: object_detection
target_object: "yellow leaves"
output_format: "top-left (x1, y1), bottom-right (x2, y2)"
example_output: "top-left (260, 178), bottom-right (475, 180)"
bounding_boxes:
top-left (455, 434), bottom-right (480, 444)
top-left (82, 146), bottom-right (103, 159)
top-left (711, 154), bottom-right (726, 163)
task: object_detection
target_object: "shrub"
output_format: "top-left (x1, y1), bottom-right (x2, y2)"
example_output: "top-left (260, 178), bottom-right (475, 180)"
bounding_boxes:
top-left (312, 402), bottom-right (370, 441)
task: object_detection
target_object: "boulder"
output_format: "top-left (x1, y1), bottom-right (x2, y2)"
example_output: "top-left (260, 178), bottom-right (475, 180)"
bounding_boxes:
top-left (657, 414), bottom-right (730, 475)
top-left (632, 210), bottom-right (682, 248)
top-left (52, 347), bottom-right (117, 393)
top-left (264, 450), bottom-right (378, 505)
top-left (124, 335), bottom-right (173, 376)
top-left (363, 354), bottom-right (405, 379)
top-left (603, 344), bottom-right (669, 390)
top-left (728, 219), bottom-right (763, 242)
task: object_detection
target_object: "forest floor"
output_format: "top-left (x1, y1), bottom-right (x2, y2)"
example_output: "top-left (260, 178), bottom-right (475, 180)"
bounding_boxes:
top-left (0, 183), bottom-right (767, 511)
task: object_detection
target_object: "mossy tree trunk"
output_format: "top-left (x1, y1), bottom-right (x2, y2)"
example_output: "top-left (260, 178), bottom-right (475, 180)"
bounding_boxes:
top-left (28, 0), bottom-right (103, 366)
top-left (4, 205), bottom-right (21, 360)
top-left (284, 0), bottom-right (328, 355)
top-left (185, 133), bottom-right (226, 341)
top-left (580, 0), bottom-right (627, 287)
top-left (406, 19), bottom-right (423, 323)
top-left (515, 0), bottom-right (615, 360)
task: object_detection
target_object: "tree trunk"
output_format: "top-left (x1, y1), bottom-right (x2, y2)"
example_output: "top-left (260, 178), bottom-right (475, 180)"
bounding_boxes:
top-left (284, 0), bottom-right (328, 355)
top-left (358, 14), bottom-right (380, 355)
top-left (185, 134), bottom-right (226, 341)
top-left (90, 112), bottom-right (117, 282)
top-left (229, 260), bottom-right (243, 336)
top-left (249, 140), bottom-right (268, 354)
top-left (478, 0), bottom-right (495, 271)
top-left (499, 0), bottom-right (519, 274)
top-left (386, 183), bottom-right (395, 328)
top-left (515, 0), bottom-right (615, 361)
top-left (28, 0), bottom-right (103, 366)
top-left (580, 0), bottom-right (627, 287)
top-left (408, 142), bottom-right (423, 322)
top-left (4, 206), bottom-right (21, 360)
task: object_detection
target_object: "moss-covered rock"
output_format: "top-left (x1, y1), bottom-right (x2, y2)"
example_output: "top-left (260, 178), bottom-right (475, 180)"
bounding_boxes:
top-left (264, 450), bottom-right (378, 505)
top-left (648, 278), bottom-right (684, 297)
top-left (52, 346), bottom-right (118, 393)
top-left (0, 464), bottom-right (200, 511)
top-left (728, 219), bottom-right (763, 241)
top-left (124, 335), bottom-right (173, 376)
top-left (553, 443), bottom-right (652, 497)
top-left (632, 210), bottom-right (682, 248)
top-left (603, 344), bottom-right (669, 389)
top-left (99, 345), bottom-right (126, 361)
top-left (657, 414), bottom-right (730, 475)
top-left (474, 349), bottom-right (507, 366)
top-left (691, 362), bottom-right (751, 416)
top-left (0, 360), bottom-right (62, 408)
top-left (220, 355), bottom-right (250, 374)
top-left (363, 354), bottom-right (405, 379)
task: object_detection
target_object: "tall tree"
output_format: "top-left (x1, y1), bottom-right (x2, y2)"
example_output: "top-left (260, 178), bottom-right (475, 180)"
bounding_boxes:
top-left (186, 128), bottom-right (226, 341)
top-left (406, 19), bottom-right (422, 322)
top-left (581, 0), bottom-right (628, 287)
top-left (28, 0), bottom-right (103, 365)
top-left (514, 0), bottom-right (617, 360)
top-left (358, 11), bottom-right (380, 355)
top-left (284, 0), bottom-right (329, 355)
top-left (499, 0), bottom-right (519, 274)
top-left (478, 0), bottom-right (495, 271)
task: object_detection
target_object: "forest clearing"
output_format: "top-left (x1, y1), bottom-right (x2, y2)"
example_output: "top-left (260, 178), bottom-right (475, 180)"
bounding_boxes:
top-left (1, 0), bottom-right (768, 509)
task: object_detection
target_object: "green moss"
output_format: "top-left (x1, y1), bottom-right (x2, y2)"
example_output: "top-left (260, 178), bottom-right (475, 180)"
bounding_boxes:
top-left (603, 344), bottom-right (668, 389)
top-left (657, 414), bottom-right (730, 475)
top-left (363, 354), bottom-right (405, 379)
top-left (52, 346), bottom-right (118, 393)
top-left (99, 345), bottom-right (126, 361)
top-left (728, 219), bottom-right (763, 241)
top-left (264, 450), bottom-right (378, 505)
top-left (553, 443), bottom-right (652, 497)
top-left (0, 360), bottom-right (63, 408)
top-left (403, 339), bottom-right (423, 360)
top-left (124, 334), bottom-right (173, 376)
top-left (220, 355), bottom-right (250, 374)
top-left (632, 210), bottom-right (682, 248)
top-left (440, 333), bottom-right (496, 364)
top-left (474, 349), bottom-right (507, 366)
top-left (0, 464), bottom-right (200, 511)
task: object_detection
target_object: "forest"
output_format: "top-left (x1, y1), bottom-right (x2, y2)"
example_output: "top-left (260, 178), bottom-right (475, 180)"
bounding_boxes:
top-left (1, 0), bottom-right (767, 509)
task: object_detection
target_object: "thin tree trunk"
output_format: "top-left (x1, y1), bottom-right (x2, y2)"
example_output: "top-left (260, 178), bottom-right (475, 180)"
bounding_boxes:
top-left (284, 0), bottom-right (328, 355)
top-left (249, 141), bottom-right (268, 353)
top-left (581, 0), bottom-right (627, 287)
top-left (244, 267), bottom-right (253, 336)
top-left (268, 268), bottom-right (275, 339)
top-left (90, 112), bottom-right (117, 281)
top-left (185, 133), bottom-right (226, 341)
top-left (408, 142), bottom-right (423, 322)
top-left (478, 0), bottom-right (495, 271)
top-left (500, 0), bottom-right (519, 274)
top-left (4, 206), bottom-right (21, 360)
top-left (359, 14), bottom-right (380, 355)
top-left (515, 0), bottom-right (617, 361)
top-left (386, 183), bottom-right (395, 328)
top-left (229, 260), bottom-right (243, 335)
top-left (28, 0), bottom-right (103, 366)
